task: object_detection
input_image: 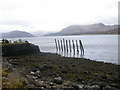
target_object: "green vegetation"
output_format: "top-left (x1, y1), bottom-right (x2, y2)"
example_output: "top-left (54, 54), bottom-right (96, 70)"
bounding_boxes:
top-left (1, 42), bottom-right (28, 45)
top-left (2, 68), bottom-right (27, 88)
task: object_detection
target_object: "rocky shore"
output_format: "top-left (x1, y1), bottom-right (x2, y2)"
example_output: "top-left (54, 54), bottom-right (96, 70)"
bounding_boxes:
top-left (2, 52), bottom-right (120, 89)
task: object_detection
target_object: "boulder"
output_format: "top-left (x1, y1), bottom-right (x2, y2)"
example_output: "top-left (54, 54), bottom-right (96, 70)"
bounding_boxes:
top-left (53, 77), bottom-right (63, 85)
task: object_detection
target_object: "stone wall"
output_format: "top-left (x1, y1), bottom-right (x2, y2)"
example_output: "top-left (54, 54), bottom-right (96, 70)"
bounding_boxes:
top-left (1, 43), bottom-right (40, 56)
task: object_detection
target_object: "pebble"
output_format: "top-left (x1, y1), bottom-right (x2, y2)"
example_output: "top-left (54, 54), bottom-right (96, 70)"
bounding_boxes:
top-left (34, 80), bottom-right (46, 88)
top-left (97, 82), bottom-right (106, 89)
top-left (91, 85), bottom-right (100, 89)
top-left (84, 85), bottom-right (91, 89)
top-left (26, 75), bottom-right (38, 80)
top-left (49, 82), bottom-right (54, 86)
top-left (76, 78), bottom-right (83, 83)
top-left (54, 77), bottom-right (63, 85)
top-left (83, 71), bottom-right (89, 74)
top-left (61, 69), bottom-right (68, 73)
top-left (72, 84), bottom-right (83, 89)
top-left (30, 71), bottom-right (35, 75)
top-left (103, 86), bottom-right (118, 90)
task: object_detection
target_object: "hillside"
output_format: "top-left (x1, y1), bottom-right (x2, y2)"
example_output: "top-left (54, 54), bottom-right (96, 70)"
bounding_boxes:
top-left (1, 30), bottom-right (35, 38)
top-left (46, 23), bottom-right (118, 36)
top-left (107, 28), bottom-right (120, 34)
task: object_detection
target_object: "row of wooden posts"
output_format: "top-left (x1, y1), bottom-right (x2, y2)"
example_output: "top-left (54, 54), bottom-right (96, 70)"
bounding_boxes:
top-left (55, 39), bottom-right (84, 55)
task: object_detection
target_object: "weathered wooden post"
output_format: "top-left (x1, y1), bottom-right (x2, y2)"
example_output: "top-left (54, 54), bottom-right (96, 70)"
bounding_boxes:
top-left (69, 40), bottom-right (71, 53)
top-left (55, 39), bottom-right (58, 52)
top-left (72, 40), bottom-right (75, 54)
top-left (76, 40), bottom-right (79, 53)
top-left (66, 40), bottom-right (68, 53)
top-left (63, 39), bottom-right (66, 52)
top-left (79, 40), bottom-right (82, 54)
top-left (81, 40), bottom-right (84, 55)
top-left (79, 40), bottom-right (84, 55)
top-left (58, 40), bottom-right (61, 51)
top-left (61, 40), bottom-right (63, 52)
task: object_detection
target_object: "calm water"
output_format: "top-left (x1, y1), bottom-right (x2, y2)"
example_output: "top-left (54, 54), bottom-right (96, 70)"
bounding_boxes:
top-left (7, 35), bottom-right (118, 64)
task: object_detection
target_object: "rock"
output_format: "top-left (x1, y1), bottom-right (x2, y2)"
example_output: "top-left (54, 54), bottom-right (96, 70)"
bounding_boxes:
top-left (11, 63), bottom-right (18, 68)
top-left (26, 75), bottom-right (38, 80)
top-left (30, 71), bottom-right (35, 75)
top-left (91, 85), bottom-right (100, 89)
top-left (34, 80), bottom-right (46, 88)
top-left (110, 76), bottom-right (119, 83)
top-left (83, 71), bottom-right (89, 74)
top-left (101, 75), bottom-right (107, 79)
top-left (76, 78), bottom-right (83, 83)
top-left (39, 66), bottom-right (45, 71)
top-left (31, 69), bottom-right (38, 72)
top-left (36, 70), bottom-right (40, 74)
top-left (34, 70), bottom-right (41, 77)
top-left (43, 64), bottom-right (52, 70)
top-left (72, 84), bottom-right (83, 89)
top-left (103, 86), bottom-right (118, 90)
top-left (30, 70), bottom-right (41, 78)
top-left (49, 82), bottom-right (54, 86)
top-left (27, 84), bottom-right (35, 88)
top-left (61, 69), bottom-right (68, 73)
top-left (95, 73), bottom-right (99, 77)
top-left (110, 83), bottom-right (119, 89)
top-left (97, 82), bottom-right (106, 89)
top-left (84, 85), bottom-right (91, 89)
top-left (53, 77), bottom-right (63, 85)
top-left (71, 64), bottom-right (75, 67)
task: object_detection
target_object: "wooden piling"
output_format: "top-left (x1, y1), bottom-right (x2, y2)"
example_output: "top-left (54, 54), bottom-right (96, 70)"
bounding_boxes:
top-left (63, 39), bottom-right (66, 52)
top-left (66, 40), bottom-right (68, 53)
top-left (58, 40), bottom-right (61, 51)
top-left (72, 40), bottom-right (75, 54)
top-left (79, 40), bottom-right (84, 55)
top-left (69, 40), bottom-right (71, 52)
top-left (61, 40), bottom-right (63, 52)
top-left (76, 40), bottom-right (79, 53)
top-left (55, 39), bottom-right (58, 52)
top-left (55, 38), bottom-right (84, 58)
top-left (79, 40), bottom-right (82, 54)
top-left (81, 40), bottom-right (84, 55)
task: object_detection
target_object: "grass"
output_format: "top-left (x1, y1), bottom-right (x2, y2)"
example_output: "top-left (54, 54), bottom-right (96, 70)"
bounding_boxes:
top-left (2, 67), bottom-right (27, 88)
top-left (1, 42), bottom-right (28, 45)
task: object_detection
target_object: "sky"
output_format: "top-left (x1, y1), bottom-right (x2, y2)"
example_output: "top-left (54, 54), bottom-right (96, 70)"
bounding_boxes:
top-left (0, 0), bottom-right (119, 33)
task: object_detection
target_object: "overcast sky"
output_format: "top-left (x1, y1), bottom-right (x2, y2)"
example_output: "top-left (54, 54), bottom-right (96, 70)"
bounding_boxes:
top-left (0, 0), bottom-right (119, 33)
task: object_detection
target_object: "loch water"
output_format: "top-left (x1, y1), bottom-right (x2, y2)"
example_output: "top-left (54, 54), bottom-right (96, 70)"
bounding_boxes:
top-left (7, 35), bottom-right (118, 64)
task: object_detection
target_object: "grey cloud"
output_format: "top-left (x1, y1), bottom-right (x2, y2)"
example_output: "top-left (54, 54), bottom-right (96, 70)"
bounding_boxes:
top-left (0, 20), bottom-right (34, 28)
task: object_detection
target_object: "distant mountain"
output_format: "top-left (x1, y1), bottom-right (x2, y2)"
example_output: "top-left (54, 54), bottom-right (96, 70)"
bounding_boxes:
top-left (44, 32), bottom-right (64, 36)
top-left (2, 30), bottom-right (35, 38)
top-left (107, 28), bottom-right (120, 34)
top-left (32, 31), bottom-right (48, 36)
top-left (46, 23), bottom-right (118, 36)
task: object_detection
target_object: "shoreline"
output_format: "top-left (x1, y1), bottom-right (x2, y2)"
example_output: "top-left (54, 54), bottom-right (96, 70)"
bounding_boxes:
top-left (60, 54), bottom-right (118, 65)
top-left (2, 52), bottom-right (120, 89)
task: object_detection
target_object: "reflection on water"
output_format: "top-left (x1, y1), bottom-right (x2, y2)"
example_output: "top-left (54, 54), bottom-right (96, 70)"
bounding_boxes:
top-left (6, 35), bottom-right (118, 64)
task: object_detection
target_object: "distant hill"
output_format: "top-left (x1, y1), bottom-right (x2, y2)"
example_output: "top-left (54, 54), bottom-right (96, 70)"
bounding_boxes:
top-left (32, 31), bottom-right (48, 36)
top-left (46, 23), bottom-right (118, 36)
top-left (1, 30), bottom-right (35, 38)
top-left (107, 28), bottom-right (120, 34)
